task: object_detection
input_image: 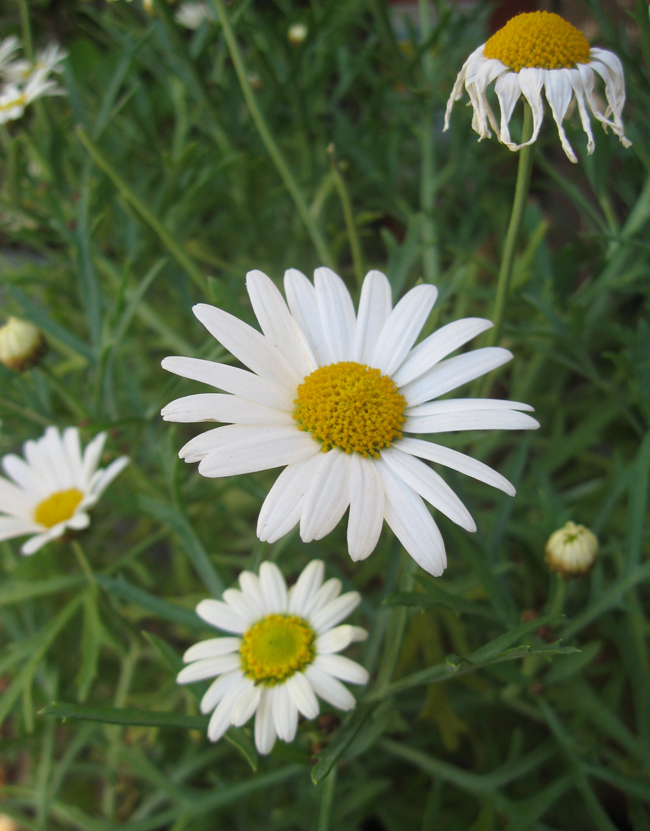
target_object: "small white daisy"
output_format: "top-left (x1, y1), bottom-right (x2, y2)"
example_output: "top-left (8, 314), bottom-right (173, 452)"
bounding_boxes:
top-left (177, 560), bottom-right (368, 754)
top-left (444, 11), bottom-right (631, 163)
top-left (175, 2), bottom-right (214, 29)
top-left (0, 427), bottom-right (129, 556)
top-left (1, 43), bottom-right (67, 85)
top-left (162, 268), bottom-right (538, 576)
top-left (0, 69), bottom-right (65, 126)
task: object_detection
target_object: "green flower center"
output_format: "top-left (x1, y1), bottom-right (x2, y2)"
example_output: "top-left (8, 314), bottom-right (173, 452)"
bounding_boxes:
top-left (484, 12), bottom-right (590, 72)
top-left (239, 614), bottom-right (316, 686)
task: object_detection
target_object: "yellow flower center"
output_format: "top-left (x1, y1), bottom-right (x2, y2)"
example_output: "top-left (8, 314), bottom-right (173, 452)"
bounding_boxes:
top-left (34, 488), bottom-right (84, 528)
top-left (483, 12), bottom-right (590, 72)
top-left (239, 614), bottom-right (316, 685)
top-left (293, 361), bottom-right (406, 458)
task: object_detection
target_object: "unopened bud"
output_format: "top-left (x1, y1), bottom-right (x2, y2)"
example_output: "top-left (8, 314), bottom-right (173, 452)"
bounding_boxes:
top-left (0, 317), bottom-right (47, 371)
top-left (288, 23), bottom-right (308, 45)
top-left (545, 521), bottom-right (598, 578)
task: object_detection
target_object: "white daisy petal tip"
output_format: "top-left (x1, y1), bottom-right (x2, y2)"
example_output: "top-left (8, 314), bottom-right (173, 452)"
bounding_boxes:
top-left (177, 560), bottom-right (368, 754)
top-left (445, 11), bottom-right (630, 161)
top-left (0, 425), bottom-right (127, 556)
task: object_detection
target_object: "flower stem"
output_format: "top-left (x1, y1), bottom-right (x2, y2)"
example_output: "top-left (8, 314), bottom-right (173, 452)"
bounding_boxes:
top-left (328, 144), bottom-right (365, 290)
top-left (72, 539), bottom-right (96, 590)
top-left (16, 0), bottom-right (34, 62)
top-left (487, 104), bottom-right (535, 347)
top-left (549, 575), bottom-right (568, 619)
top-left (418, 0), bottom-right (440, 283)
top-left (210, 0), bottom-right (334, 269)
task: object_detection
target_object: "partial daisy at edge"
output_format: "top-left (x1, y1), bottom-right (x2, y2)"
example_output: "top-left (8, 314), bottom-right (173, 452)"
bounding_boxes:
top-left (177, 559), bottom-right (368, 755)
top-left (162, 267), bottom-right (539, 577)
top-left (0, 426), bottom-right (129, 555)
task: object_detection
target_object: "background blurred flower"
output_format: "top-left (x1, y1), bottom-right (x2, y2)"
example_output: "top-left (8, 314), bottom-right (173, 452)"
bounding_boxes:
top-left (0, 317), bottom-right (46, 371)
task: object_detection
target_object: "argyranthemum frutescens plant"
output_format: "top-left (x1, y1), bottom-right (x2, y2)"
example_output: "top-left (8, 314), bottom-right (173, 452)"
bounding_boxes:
top-left (178, 560), bottom-right (368, 754)
top-left (0, 426), bottom-right (129, 555)
top-left (162, 268), bottom-right (538, 576)
top-left (444, 11), bottom-right (631, 163)
top-left (0, 37), bottom-right (67, 125)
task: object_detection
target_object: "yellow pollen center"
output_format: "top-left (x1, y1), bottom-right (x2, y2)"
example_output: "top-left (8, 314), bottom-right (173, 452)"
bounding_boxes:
top-left (483, 12), bottom-right (590, 72)
top-left (293, 361), bottom-right (406, 457)
top-left (239, 614), bottom-right (315, 685)
top-left (33, 488), bottom-right (84, 528)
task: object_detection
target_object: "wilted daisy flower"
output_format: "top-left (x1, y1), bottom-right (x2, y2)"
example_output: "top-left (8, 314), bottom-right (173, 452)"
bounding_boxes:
top-left (0, 317), bottom-right (46, 371)
top-left (545, 521), bottom-right (598, 578)
top-left (177, 560), bottom-right (368, 754)
top-left (0, 427), bottom-right (129, 555)
top-left (162, 268), bottom-right (538, 576)
top-left (444, 11), bottom-right (631, 163)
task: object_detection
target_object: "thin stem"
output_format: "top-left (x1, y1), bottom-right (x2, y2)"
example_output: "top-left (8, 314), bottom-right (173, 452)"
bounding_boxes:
top-left (17, 0), bottom-right (34, 62)
top-left (71, 539), bottom-right (96, 591)
top-left (328, 145), bottom-right (365, 290)
top-left (549, 576), bottom-right (568, 619)
top-left (314, 766), bottom-right (337, 831)
top-left (210, 0), bottom-right (334, 269)
top-left (487, 104), bottom-right (535, 346)
top-left (418, 0), bottom-right (439, 283)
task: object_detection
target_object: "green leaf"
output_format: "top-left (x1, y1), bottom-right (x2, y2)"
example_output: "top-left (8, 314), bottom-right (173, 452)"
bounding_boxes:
top-left (41, 701), bottom-right (208, 731)
top-left (142, 630), bottom-right (184, 674)
top-left (95, 573), bottom-right (204, 630)
top-left (0, 575), bottom-right (85, 607)
top-left (311, 702), bottom-right (375, 784)
top-left (386, 587), bottom-right (497, 620)
top-left (467, 614), bottom-right (558, 664)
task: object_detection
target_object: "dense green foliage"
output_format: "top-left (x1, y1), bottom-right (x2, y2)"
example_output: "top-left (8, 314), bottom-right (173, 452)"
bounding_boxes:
top-left (1, 0), bottom-right (649, 828)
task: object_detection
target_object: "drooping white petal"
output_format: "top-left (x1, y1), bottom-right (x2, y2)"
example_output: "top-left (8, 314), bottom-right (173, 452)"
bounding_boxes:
top-left (396, 436), bottom-right (515, 496)
top-left (376, 459), bottom-right (447, 577)
top-left (176, 653), bottom-right (241, 684)
top-left (305, 664), bottom-right (356, 710)
top-left (400, 347), bottom-right (513, 407)
top-left (353, 270), bottom-right (392, 364)
top-left (162, 393), bottom-right (293, 425)
top-left (544, 68), bottom-right (578, 163)
top-left (443, 45), bottom-right (485, 132)
top-left (370, 284), bottom-right (438, 377)
top-left (316, 625), bottom-right (368, 654)
top-left (310, 591), bottom-right (361, 634)
top-left (287, 559), bottom-right (325, 616)
top-left (299, 450), bottom-right (351, 543)
top-left (257, 456), bottom-right (322, 543)
top-left (196, 599), bottom-right (249, 634)
top-left (381, 446), bottom-right (476, 532)
top-left (588, 48), bottom-right (630, 143)
top-left (197, 427), bottom-right (319, 477)
top-left (314, 267), bottom-right (356, 363)
top-left (193, 303), bottom-right (299, 391)
top-left (567, 68), bottom-right (596, 155)
top-left (284, 268), bottom-right (330, 366)
top-left (494, 70), bottom-right (522, 146)
top-left (473, 56), bottom-right (510, 137)
top-left (285, 672), bottom-right (319, 719)
top-left (254, 689), bottom-right (277, 755)
top-left (183, 637), bottom-right (241, 663)
top-left (162, 356), bottom-right (293, 410)
top-left (246, 270), bottom-right (317, 378)
top-left (515, 68), bottom-right (545, 149)
top-left (347, 455), bottom-right (384, 562)
top-left (393, 318), bottom-right (493, 387)
top-left (272, 686), bottom-right (298, 742)
top-left (314, 654), bottom-right (369, 685)
top-left (259, 561), bottom-right (288, 613)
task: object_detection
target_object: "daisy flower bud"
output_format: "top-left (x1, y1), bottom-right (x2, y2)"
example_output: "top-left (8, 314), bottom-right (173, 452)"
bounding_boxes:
top-left (0, 317), bottom-right (47, 371)
top-left (545, 521), bottom-right (598, 578)
top-left (288, 23), bottom-right (308, 46)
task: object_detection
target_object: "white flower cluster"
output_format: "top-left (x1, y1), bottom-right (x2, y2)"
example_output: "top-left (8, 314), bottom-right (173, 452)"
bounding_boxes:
top-left (0, 37), bottom-right (67, 126)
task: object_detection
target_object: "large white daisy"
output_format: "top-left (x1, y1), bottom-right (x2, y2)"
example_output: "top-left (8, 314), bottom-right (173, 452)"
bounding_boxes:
top-left (443, 11), bottom-right (631, 163)
top-left (162, 268), bottom-right (538, 576)
top-left (177, 560), bottom-right (368, 754)
top-left (0, 427), bottom-right (129, 555)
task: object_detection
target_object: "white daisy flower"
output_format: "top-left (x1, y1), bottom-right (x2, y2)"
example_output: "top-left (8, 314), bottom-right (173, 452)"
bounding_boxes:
top-left (0, 427), bottom-right (129, 556)
top-left (162, 268), bottom-right (538, 576)
top-left (0, 69), bottom-right (65, 126)
top-left (177, 560), bottom-right (368, 754)
top-left (1, 43), bottom-right (67, 85)
top-left (443, 11), bottom-right (631, 163)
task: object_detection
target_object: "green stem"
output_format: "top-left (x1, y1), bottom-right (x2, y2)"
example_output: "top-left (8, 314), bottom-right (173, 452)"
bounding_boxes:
top-left (487, 104), bottom-right (535, 346)
top-left (76, 127), bottom-right (206, 292)
top-left (328, 145), bottom-right (365, 290)
top-left (210, 0), bottom-right (334, 269)
top-left (418, 0), bottom-right (439, 283)
top-left (315, 766), bottom-right (337, 831)
top-left (549, 575), bottom-right (568, 619)
top-left (71, 540), bottom-right (96, 591)
top-left (17, 0), bottom-right (34, 62)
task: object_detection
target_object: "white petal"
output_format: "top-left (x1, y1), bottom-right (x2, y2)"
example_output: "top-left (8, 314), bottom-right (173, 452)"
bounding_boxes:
top-left (308, 578), bottom-right (342, 617)
top-left (299, 450), bottom-right (351, 543)
top-left (162, 356), bottom-right (293, 410)
top-left (376, 459), bottom-right (446, 576)
top-left (81, 433), bottom-right (108, 486)
top-left (393, 318), bottom-right (493, 387)
top-left (2, 454), bottom-right (45, 494)
top-left (353, 270), bottom-right (392, 364)
top-left (305, 664), bottom-right (356, 710)
top-left (162, 393), bottom-right (293, 425)
top-left (314, 267), bottom-right (356, 363)
top-left (316, 625), bottom-right (368, 654)
top-left (257, 456), bottom-right (322, 543)
top-left (370, 284), bottom-right (438, 376)
top-left (400, 347), bottom-right (513, 407)
top-left (196, 427), bottom-right (319, 477)
top-left (222, 588), bottom-right (260, 624)
top-left (196, 599), bottom-right (248, 634)
top-left (285, 672), bottom-right (319, 719)
top-left (381, 446), bottom-right (475, 531)
top-left (310, 591), bottom-right (361, 634)
top-left (254, 689), bottom-right (277, 755)
top-left (41, 428), bottom-right (75, 489)
top-left (89, 456), bottom-right (129, 498)
top-left (406, 398), bottom-right (533, 417)
top-left (287, 559), bottom-right (325, 616)
top-left (347, 455), bottom-right (384, 562)
top-left (404, 409), bottom-right (540, 434)
top-left (284, 268), bottom-right (330, 366)
top-left (183, 637), bottom-right (241, 663)
top-left (494, 70), bottom-right (522, 145)
top-left (20, 527), bottom-right (64, 556)
top-left (65, 512), bottom-right (90, 531)
top-left (0, 475), bottom-right (31, 516)
top-left (207, 678), bottom-right (249, 741)
top-left (567, 68), bottom-right (596, 155)
top-left (246, 270), bottom-right (317, 378)
top-left (515, 68), bottom-right (545, 150)
top-left (0, 516), bottom-right (41, 542)
top-left (238, 571), bottom-right (266, 614)
top-left (231, 684), bottom-right (262, 727)
top-left (259, 561), bottom-right (288, 612)
top-left (314, 654), bottom-right (369, 685)
top-left (199, 670), bottom-right (242, 714)
top-left (176, 653), bottom-right (241, 683)
top-left (272, 686), bottom-right (299, 742)
top-left (396, 436), bottom-right (515, 496)
top-left (193, 303), bottom-right (299, 391)
top-left (544, 68), bottom-right (577, 163)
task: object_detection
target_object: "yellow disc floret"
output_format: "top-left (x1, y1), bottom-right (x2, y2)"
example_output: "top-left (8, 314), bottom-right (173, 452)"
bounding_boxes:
top-left (239, 614), bottom-right (316, 685)
top-left (293, 361), bottom-right (406, 457)
top-left (34, 488), bottom-right (84, 528)
top-left (484, 12), bottom-right (590, 72)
